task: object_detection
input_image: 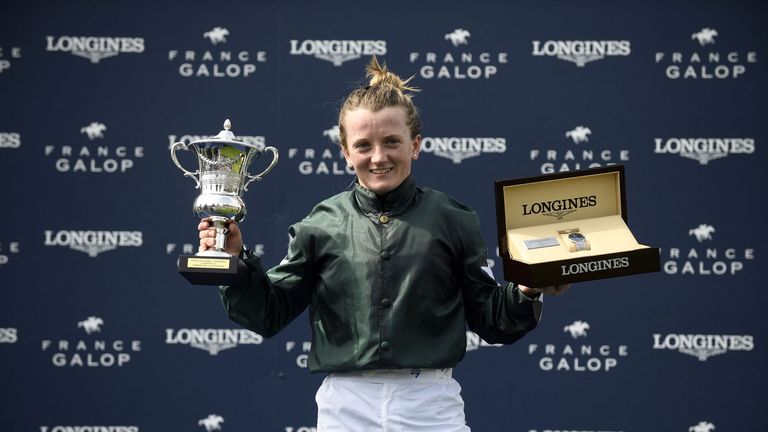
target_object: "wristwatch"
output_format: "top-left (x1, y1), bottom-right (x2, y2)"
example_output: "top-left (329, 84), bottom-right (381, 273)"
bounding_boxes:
top-left (567, 232), bottom-right (589, 251)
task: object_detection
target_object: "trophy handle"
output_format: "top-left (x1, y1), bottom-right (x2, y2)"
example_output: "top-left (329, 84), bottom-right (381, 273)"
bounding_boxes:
top-left (170, 142), bottom-right (201, 189)
top-left (243, 146), bottom-right (279, 191)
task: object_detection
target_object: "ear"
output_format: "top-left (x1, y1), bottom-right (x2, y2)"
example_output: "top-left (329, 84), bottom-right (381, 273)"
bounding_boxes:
top-left (411, 135), bottom-right (422, 160)
top-left (342, 145), bottom-right (353, 167)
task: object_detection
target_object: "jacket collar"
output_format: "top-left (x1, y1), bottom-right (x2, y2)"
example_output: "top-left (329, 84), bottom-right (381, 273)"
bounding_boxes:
top-left (353, 175), bottom-right (417, 215)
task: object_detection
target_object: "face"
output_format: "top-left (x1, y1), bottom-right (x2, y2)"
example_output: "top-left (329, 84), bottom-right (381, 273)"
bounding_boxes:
top-left (342, 106), bottom-right (421, 195)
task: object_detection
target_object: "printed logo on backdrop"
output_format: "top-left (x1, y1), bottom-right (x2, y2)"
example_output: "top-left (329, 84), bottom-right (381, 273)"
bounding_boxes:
top-left (0, 45), bottom-right (22, 74)
top-left (45, 35), bottom-right (144, 63)
top-left (44, 121), bottom-right (144, 173)
top-left (0, 328), bottom-right (18, 343)
top-left (168, 131), bottom-right (266, 153)
top-left (287, 340), bottom-right (313, 368)
top-left (0, 132), bottom-right (21, 148)
top-left (654, 137), bottom-right (755, 165)
top-left (40, 426), bottom-right (138, 432)
top-left (419, 136), bottom-right (506, 164)
top-left (663, 224), bottom-right (754, 276)
top-left (0, 241), bottom-right (20, 267)
top-left (289, 38), bottom-right (386, 66)
top-left (41, 316), bottom-right (142, 367)
top-left (528, 125), bottom-right (630, 174)
top-left (653, 333), bottom-right (754, 361)
top-left (528, 428), bottom-right (623, 432)
top-left (689, 421), bottom-right (716, 432)
top-left (528, 320), bottom-right (628, 372)
top-left (198, 414), bottom-right (224, 431)
top-left (165, 328), bottom-right (264, 355)
top-left (166, 242), bottom-right (265, 258)
top-left (288, 125), bottom-right (354, 175)
top-left (465, 331), bottom-right (502, 352)
top-left (409, 28), bottom-right (508, 79)
top-left (169, 26), bottom-right (267, 78)
top-left (44, 230), bottom-right (143, 257)
top-left (532, 39), bottom-right (631, 67)
top-left (655, 27), bottom-right (757, 79)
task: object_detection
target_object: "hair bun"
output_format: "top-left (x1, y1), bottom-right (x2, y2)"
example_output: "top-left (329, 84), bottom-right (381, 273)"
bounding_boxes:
top-left (366, 56), bottom-right (419, 94)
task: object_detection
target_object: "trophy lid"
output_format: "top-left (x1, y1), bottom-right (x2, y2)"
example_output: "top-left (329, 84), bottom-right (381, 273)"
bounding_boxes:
top-left (189, 119), bottom-right (262, 149)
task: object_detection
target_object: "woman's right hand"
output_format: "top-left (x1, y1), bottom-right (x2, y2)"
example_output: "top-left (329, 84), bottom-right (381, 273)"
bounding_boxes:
top-left (198, 219), bottom-right (244, 256)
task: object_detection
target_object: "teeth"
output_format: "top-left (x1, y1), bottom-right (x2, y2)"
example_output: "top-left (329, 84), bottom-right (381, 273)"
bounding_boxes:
top-left (370, 168), bottom-right (392, 174)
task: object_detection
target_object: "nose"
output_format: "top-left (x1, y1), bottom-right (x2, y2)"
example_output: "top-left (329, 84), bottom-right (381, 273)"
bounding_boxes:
top-left (371, 144), bottom-right (388, 164)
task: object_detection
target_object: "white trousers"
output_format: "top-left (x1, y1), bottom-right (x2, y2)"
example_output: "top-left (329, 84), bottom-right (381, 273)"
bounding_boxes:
top-left (315, 368), bottom-right (470, 432)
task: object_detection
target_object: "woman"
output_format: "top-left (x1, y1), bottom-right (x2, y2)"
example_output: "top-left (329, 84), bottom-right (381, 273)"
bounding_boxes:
top-left (198, 57), bottom-right (569, 431)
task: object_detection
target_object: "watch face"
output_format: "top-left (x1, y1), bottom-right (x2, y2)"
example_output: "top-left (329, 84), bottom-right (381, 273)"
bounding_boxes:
top-left (568, 232), bottom-right (586, 242)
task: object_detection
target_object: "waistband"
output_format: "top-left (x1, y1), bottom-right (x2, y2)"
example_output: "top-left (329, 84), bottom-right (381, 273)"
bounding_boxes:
top-left (329, 368), bottom-right (453, 384)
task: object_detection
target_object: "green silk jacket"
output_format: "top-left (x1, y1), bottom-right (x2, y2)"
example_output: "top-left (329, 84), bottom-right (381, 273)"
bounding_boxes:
top-left (220, 176), bottom-right (542, 373)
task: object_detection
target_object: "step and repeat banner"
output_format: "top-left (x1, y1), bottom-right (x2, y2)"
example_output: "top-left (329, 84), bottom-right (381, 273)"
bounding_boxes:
top-left (1, 1), bottom-right (766, 431)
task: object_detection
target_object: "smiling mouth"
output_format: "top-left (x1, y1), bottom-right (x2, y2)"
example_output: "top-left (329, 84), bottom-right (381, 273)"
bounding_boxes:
top-left (370, 168), bottom-right (393, 174)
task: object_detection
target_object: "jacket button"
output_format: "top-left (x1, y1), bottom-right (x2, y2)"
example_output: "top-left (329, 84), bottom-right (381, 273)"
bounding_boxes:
top-left (379, 214), bottom-right (390, 224)
top-left (380, 251), bottom-right (391, 260)
top-left (381, 298), bottom-right (392, 308)
top-left (380, 341), bottom-right (391, 351)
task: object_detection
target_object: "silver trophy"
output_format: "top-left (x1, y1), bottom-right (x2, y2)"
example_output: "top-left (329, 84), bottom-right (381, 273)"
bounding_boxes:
top-left (171, 119), bottom-right (278, 284)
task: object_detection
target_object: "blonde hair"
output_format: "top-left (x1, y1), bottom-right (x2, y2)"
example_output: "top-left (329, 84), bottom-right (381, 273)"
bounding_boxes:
top-left (338, 56), bottom-right (421, 148)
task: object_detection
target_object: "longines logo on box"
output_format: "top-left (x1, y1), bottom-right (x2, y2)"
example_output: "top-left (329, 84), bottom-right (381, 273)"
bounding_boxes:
top-left (40, 426), bottom-right (139, 432)
top-left (561, 256), bottom-right (630, 276)
top-left (528, 320), bottom-right (628, 372)
top-left (0, 328), bottom-right (18, 343)
top-left (289, 39), bottom-right (386, 66)
top-left (409, 28), bottom-right (508, 80)
top-left (655, 27), bottom-right (757, 79)
top-left (44, 230), bottom-right (143, 257)
top-left (419, 137), bottom-right (506, 164)
top-left (521, 195), bottom-right (597, 220)
top-left (287, 125), bottom-right (354, 176)
top-left (0, 132), bottom-right (21, 148)
top-left (0, 241), bottom-right (20, 267)
top-left (531, 39), bottom-right (631, 67)
top-left (41, 316), bottom-right (142, 367)
top-left (44, 122), bottom-right (144, 173)
top-left (165, 328), bottom-right (264, 355)
top-left (663, 224), bottom-right (754, 275)
top-left (0, 45), bottom-right (22, 73)
top-left (168, 26), bottom-right (267, 78)
top-left (45, 36), bottom-right (144, 63)
top-left (528, 126), bottom-right (630, 174)
top-left (653, 137), bottom-right (755, 165)
top-left (652, 333), bottom-right (754, 361)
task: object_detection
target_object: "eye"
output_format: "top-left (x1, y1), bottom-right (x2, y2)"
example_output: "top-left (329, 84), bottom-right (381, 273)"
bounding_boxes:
top-left (385, 137), bottom-right (402, 145)
top-left (353, 141), bottom-right (371, 151)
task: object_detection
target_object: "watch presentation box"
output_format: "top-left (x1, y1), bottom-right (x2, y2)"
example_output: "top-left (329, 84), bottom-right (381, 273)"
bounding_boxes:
top-left (494, 165), bottom-right (660, 287)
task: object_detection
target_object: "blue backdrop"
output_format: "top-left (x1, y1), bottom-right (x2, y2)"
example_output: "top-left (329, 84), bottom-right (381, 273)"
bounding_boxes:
top-left (1, 1), bottom-right (766, 431)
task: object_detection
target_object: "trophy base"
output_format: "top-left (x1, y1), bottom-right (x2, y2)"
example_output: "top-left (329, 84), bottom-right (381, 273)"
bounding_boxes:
top-left (177, 254), bottom-right (249, 286)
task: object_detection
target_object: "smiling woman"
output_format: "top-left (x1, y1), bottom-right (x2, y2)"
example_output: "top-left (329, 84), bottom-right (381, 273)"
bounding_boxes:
top-left (201, 56), bottom-right (568, 432)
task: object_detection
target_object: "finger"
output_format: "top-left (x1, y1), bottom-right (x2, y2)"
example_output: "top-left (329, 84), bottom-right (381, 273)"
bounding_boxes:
top-left (198, 219), bottom-right (210, 230)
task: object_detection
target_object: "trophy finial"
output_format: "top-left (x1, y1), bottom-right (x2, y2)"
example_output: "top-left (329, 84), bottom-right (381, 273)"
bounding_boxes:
top-left (224, 119), bottom-right (232, 131)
